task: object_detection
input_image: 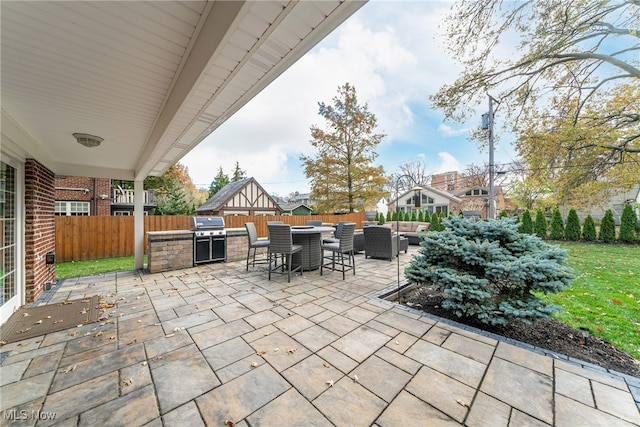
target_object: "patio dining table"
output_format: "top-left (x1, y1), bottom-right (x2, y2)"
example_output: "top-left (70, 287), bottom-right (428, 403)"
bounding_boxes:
top-left (290, 225), bottom-right (335, 271)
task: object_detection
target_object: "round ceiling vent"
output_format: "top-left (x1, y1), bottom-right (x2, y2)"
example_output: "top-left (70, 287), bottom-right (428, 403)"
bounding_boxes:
top-left (73, 133), bottom-right (103, 148)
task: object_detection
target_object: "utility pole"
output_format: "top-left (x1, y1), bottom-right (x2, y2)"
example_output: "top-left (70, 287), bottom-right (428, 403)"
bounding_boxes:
top-left (482, 95), bottom-right (498, 219)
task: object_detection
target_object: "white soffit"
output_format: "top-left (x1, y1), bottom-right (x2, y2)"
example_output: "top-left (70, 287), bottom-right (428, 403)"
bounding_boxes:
top-left (0, 1), bottom-right (366, 181)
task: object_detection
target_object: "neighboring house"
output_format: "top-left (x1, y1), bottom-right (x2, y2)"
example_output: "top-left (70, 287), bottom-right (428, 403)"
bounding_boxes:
top-left (430, 171), bottom-right (466, 192)
top-left (110, 185), bottom-right (156, 216)
top-left (55, 176), bottom-right (156, 216)
top-left (453, 185), bottom-right (509, 219)
top-left (390, 186), bottom-right (461, 217)
top-left (572, 184), bottom-right (640, 225)
top-left (376, 197), bottom-right (389, 217)
top-left (196, 177), bottom-right (281, 216)
top-left (289, 192), bottom-right (314, 208)
top-left (55, 176), bottom-right (111, 216)
top-left (279, 202), bottom-right (313, 216)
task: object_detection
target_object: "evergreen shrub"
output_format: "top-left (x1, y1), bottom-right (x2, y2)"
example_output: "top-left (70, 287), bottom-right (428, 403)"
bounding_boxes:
top-left (550, 208), bottom-right (565, 240)
top-left (599, 210), bottom-right (616, 242)
top-left (582, 215), bottom-right (596, 241)
top-left (534, 210), bottom-right (547, 239)
top-left (564, 209), bottom-right (581, 241)
top-left (619, 204), bottom-right (638, 243)
top-left (518, 210), bottom-right (533, 234)
top-left (405, 217), bottom-right (574, 326)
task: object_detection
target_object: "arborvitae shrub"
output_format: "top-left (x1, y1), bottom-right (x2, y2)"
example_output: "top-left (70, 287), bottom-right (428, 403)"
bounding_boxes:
top-left (411, 211), bottom-right (417, 221)
top-left (405, 217), bottom-right (573, 326)
top-left (582, 215), bottom-right (596, 241)
top-left (564, 209), bottom-right (581, 241)
top-left (534, 210), bottom-right (547, 239)
top-left (619, 204), bottom-right (638, 243)
top-left (599, 210), bottom-right (616, 242)
top-left (518, 210), bottom-right (533, 234)
top-left (386, 211), bottom-right (392, 222)
top-left (424, 211), bottom-right (430, 223)
top-left (430, 213), bottom-right (441, 231)
top-left (550, 208), bottom-right (565, 240)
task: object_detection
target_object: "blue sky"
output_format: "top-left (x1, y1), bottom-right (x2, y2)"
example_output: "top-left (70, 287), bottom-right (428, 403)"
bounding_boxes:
top-left (181, 1), bottom-right (519, 197)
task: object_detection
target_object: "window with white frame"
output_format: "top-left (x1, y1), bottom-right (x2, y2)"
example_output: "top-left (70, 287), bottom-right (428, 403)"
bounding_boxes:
top-left (55, 201), bottom-right (90, 216)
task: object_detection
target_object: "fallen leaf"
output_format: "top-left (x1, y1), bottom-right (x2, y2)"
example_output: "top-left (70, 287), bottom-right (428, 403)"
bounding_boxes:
top-left (18, 328), bottom-right (31, 333)
top-left (61, 300), bottom-right (71, 305)
top-left (456, 399), bottom-right (470, 408)
top-left (59, 364), bottom-right (76, 374)
top-left (353, 374), bottom-right (359, 383)
top-left (323, 362), bottom-right (330, 368)
top-left (22, 313), bottom-right (30, 317)
top-left (53, 319), bottom-right (64, 324)
top-left (326, 379), bottom-right (334, 387)
top-left (224, 420), bottom-right (236, 427)
top-left (286, 348), bottom-right (296, 354)
top-left (109, 336), bottom-right (116, 340)
top-left (256, 350), bottom-right (267, 356)
top-left (95, 331), bottom-right (103, 337)
top-left (165, 334), bottom-right (175, 338)
top-left (35, 320), bottom-right (43, 324)
top-left (69, 332), bottom-right (78, 337)
top-left (122, 378), bottom-right (133, 387)
top-left (250, 362), bottom-right (258, 368)
top-left (0, 340), bottom-right (7, 345)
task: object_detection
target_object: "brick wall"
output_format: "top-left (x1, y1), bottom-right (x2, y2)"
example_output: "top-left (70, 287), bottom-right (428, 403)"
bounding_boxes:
top-left (25, 159), bottom-right (56, 302)
top-left (55, 176), bottom-right (111, 215)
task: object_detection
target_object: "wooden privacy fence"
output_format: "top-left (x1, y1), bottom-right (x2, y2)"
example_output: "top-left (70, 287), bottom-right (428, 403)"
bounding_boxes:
top-left (54, 213), bottom-right (366, 262)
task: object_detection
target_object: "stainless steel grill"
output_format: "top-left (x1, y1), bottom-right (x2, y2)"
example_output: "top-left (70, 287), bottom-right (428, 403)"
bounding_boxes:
top-left (191, 216), bottom-right (226, 264)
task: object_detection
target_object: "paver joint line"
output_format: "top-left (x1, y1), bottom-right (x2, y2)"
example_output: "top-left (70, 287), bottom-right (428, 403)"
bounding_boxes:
top-left (1, 248), bottom-right (638, 426)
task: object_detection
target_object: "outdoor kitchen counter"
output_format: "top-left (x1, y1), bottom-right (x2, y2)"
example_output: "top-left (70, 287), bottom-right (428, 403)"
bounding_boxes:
top-left (147, 230), bottom-right (194, 273)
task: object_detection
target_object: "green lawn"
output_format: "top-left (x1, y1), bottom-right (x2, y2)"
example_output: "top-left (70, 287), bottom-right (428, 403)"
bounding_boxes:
top-left (545, 242), bottom-right (640, 360)
top-left (55, 243), bottom-right (640, 359)
top-left (55, 256), bottom-right (144, 279)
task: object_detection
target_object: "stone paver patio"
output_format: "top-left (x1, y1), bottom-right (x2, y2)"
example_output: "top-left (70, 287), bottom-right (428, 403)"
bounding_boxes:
top-left (1, 246), bottom-right (639, 426)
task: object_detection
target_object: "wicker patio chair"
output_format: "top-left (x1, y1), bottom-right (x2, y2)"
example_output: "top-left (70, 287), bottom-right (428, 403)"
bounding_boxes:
top-left (322, 221), bottom-right (348, 244)
top-left (320, 222), bottom-right (356, 279)
top-left (363, 226), bottom-right (408, 261)
top-left (245, 222), bottom-right (270, 271)
top-left (267, 223), bottom-right (303, 282)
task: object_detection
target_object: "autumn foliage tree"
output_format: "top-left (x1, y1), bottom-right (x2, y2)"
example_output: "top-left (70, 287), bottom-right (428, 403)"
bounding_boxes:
top-left (432, 1), bottom-right (639, 208)
top-left (302, 83), bottom-right (386, 213)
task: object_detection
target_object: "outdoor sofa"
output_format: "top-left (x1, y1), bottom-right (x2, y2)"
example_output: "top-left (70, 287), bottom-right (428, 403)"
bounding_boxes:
top-left (383, 221), bottom-right (430, 245)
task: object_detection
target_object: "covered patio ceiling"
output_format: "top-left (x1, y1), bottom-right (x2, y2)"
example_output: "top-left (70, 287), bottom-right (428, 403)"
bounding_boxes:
top-left (1, 0), bottom-right (365, 181)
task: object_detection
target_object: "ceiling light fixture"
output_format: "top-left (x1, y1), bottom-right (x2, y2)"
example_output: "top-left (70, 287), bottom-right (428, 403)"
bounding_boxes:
top-left (73, 133), bottom-right (103, 148)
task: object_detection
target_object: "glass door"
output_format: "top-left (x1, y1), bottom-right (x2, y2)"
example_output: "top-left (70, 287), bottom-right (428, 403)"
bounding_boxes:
top-left (0, 161), bottom-right (17, 312)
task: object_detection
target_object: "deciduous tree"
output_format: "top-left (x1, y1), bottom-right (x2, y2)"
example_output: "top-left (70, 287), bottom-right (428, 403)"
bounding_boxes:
top-left (302, 83), bottom-right (386, 213)
top-left (432, 0), bottom-right (639, 208)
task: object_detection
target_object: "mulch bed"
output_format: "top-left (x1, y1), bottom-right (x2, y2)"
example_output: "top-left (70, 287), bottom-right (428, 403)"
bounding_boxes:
top-left (0, 296), bottom-right (101, 344)
top-left (400, 285), bottom-right (640, 378)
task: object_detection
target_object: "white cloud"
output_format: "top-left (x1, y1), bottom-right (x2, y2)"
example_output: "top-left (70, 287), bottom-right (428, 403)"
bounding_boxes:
top-left (434, 152), bottom-right (461, 174)
top-left (181, 2), bottom-right (486, 195)
top-left (437, 123), bottom-right (472, 137)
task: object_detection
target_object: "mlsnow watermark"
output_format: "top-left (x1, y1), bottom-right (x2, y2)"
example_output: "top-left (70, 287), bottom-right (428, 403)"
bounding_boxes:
top-left (2, 410), bottom-right (57, 421)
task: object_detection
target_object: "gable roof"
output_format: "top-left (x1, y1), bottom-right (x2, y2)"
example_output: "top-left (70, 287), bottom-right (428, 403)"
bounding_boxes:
top-left (197, 177), bottom-right (252, 213)
top-left (280, 202), bottom-right (313, 212)
top-left (392, 185), bottom-right (462, 204)
top-left (196, 177), bottom-right (280, 213)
